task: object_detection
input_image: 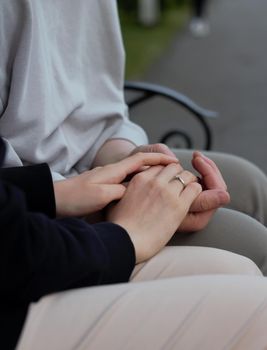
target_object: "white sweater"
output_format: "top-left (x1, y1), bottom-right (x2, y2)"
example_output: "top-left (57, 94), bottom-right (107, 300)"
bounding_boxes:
top-left (0, 0), bottom-right (147, 180)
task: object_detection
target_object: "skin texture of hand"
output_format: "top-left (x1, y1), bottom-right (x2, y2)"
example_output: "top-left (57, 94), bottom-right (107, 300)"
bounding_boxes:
top-left (53, 152), bottom-right (179, 217)
top-left (107, 163), bottom-right (202, 263)
top-left (178, 151), bottom-right (230, 232)
top-left (130, 144), bottom-right (230, 232)
top-left (93, 139), bottom-right (229, 231)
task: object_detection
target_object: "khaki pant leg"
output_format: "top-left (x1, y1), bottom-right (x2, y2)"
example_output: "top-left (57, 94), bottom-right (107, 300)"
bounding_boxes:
top-left (17, 275), bottom-right (267, 350)
top-left (169, 208), bottom-right (267, 275)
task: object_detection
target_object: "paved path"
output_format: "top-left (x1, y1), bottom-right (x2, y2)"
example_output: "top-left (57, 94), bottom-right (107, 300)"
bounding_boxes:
top-left (130, 0), bottom-right (267, 172)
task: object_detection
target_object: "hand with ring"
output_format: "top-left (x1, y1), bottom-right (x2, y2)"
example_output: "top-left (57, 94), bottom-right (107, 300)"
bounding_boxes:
top-left (107, 163), bottom-right (201, 263)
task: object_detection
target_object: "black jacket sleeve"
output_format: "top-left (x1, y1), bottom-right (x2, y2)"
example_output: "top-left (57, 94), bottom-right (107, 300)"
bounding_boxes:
top-left (0, 138), bottom-right (135, 300)
top-left (0, 164), bottom-right (56, 218)
top-left (0, 138), bottom-right (136, 349)
top-left (0, 176), bottom-right (135, 304)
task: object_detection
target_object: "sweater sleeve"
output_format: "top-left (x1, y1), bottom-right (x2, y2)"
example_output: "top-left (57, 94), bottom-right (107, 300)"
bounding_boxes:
top-left (109, 117), bottom-right (149, 146)
top-left (0, 181), bottom-right (136, 303)
top-left (0, 164), bottom-right (56, 218)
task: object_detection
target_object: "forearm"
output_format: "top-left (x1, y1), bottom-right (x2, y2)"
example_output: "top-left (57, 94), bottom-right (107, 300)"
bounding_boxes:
top-left (92, 139), bottom-right (137, 167)
top-left (0, 180), bottom-right (135, 302)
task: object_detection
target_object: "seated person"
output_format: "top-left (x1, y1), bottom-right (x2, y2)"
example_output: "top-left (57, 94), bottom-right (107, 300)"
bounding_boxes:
top-left (1, 0), bottom-right (267, 276)
top-left (0, 136), bottom-right (266, 350)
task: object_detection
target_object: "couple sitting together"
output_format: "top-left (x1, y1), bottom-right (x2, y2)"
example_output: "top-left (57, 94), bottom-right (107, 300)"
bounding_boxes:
top-left (2, 1), bottom-right (267, 349)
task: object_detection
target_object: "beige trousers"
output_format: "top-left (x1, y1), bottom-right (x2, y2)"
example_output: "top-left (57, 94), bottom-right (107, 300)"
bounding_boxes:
top-left (17, 246), bottom-right (267, 350)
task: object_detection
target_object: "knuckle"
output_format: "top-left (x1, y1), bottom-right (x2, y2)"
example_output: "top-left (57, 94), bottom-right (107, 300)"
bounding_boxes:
top-left (175, 163), bottom-right (184, 172)
top-left (131, 171), bottom-right (147, 186)
top-left (183, 170), bottom-right (193, 179)
top-left (185, 170), bottom-right (197, 181)
top-left (190, 182), bottom-right (202, 194)
top-left (199, 199), bottom-right (209, 211)
top-left (96, 185), bottom-right (105, 202)
top-left (170, 163), bottom-right (183, 173)
top-left (150, 177), bottom-right (163, 189)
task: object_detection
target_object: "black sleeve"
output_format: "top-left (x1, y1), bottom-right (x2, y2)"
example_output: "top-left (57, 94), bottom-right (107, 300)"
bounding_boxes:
top-left (0, 138), bottom-right (136, 349)
top-left (0, 164), bottom-right (56, 218)
top-left (0, 180), bottom-right (136, 303)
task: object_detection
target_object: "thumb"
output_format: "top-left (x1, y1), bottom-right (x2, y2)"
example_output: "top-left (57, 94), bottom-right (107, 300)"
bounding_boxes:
top-left (190, 189), bottom-right (230, 212)
top-left (180, 182), bottom-right (203, 213)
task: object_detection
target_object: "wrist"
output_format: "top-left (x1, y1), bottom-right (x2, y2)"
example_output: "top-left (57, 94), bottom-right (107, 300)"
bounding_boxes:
top-left (93, 139), bottom-right (136, 166)
top-left (110, 219), bottom-right (149, 264)
top-left (53, 179), bottom-right (73, 216)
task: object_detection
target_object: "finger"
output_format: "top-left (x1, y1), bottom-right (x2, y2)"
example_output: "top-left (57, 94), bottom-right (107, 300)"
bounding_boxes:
top-left (98, 184), bottom-right (126, 207)
top-left (189, 189), bottom-right (230, 212)
top-left (193, 151), bottom-right (224, 178)
top-left (179, 209), bottom-right (215, 232)
top-left (156, 163), bottom-right (184, 182)
top-left (192, 156), bottom-right (227, 190)
top-left (179, 182), bottom-right (202, 213)
top-left (95, 153), bottom-right (179, 184)
top-left (169, 170), bottom-right (197, 193)
top-left (132, 165), bottom-right (164, 180)
top-left (123, 165), bottom-right (165, 186)
top-left (132, 144), bottom-right (178, 172)
top-left (115, 153), bottom-right (179, 182)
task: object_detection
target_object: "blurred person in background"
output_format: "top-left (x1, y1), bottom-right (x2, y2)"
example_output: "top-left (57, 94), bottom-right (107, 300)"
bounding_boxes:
top-left (190, 0), bottom-right (210, 37)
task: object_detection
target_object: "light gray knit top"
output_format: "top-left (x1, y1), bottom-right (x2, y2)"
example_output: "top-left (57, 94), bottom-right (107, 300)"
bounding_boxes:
top-left (0, 0), bottom-right (147, 179)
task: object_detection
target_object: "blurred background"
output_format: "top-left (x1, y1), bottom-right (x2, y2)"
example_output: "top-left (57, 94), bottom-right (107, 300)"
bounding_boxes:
top-left (118, 0), bottom-right (267, 173)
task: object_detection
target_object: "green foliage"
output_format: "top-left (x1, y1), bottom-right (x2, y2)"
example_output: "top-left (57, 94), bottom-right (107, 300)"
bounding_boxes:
top-left (117, 0), bottom-right (188, 12)
top-left (119, 4), bottom-right (189, 79)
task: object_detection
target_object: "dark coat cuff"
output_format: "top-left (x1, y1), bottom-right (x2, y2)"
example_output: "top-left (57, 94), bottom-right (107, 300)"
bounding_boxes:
top-left (0, 164), bottom-right (56, 218)
top-left (92, 222), bottom-right (136, 283)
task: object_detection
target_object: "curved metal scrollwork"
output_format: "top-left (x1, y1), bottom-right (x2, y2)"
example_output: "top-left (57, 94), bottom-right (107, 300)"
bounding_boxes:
top-left (160, 130), bottom-right (192, 149)
top-left (124, 81), bottom-right (218, 150)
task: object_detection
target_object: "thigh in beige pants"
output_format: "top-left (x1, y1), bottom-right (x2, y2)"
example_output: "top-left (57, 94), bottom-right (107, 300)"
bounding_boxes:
top-left (17, 246), bottom-right (264, 350)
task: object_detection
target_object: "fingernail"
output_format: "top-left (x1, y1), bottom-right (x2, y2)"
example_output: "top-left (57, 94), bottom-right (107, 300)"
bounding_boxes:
top-left (196, 156), bottom-right (205, 163)
top-left (218, 190), bottom-right (231, 203)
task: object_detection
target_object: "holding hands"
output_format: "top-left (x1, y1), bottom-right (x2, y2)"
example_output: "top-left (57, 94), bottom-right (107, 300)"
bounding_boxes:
top-left (107, 163), bottom-right (201, 263)
top-left (130, 144), bottom-right (230, 232)
top-left (53, 152), bottom-right (179, 217)
top-left (178, 151), bottom-right (230, 231)
top-left (54, 141), bottom-right (229, 263)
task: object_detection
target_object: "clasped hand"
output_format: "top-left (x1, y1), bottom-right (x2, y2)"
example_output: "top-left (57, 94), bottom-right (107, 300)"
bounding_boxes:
top-left (54, 152), bottom-right (179, 217)
top-left (130, 144), bottom-right (230, 232)
top-left (54, 145), bottom-right (230, 263)
top-left (54, 145), bottom-right (230, 232)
